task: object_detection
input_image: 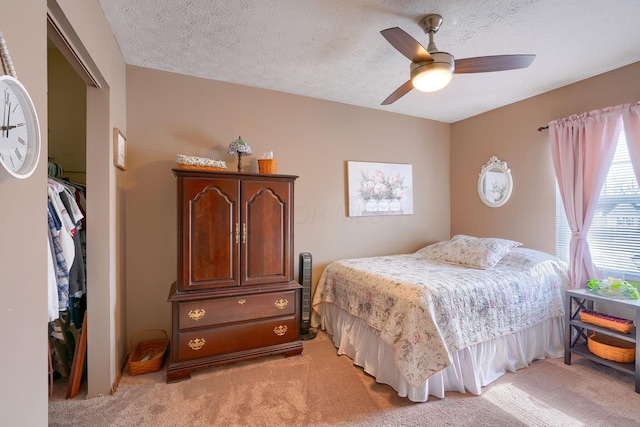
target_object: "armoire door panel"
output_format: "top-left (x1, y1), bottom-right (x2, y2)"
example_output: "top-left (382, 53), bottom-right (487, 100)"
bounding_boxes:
top-left (241, 180), bottom-right (291, 286)
top-left (180, 178), bottom-right (239, 290)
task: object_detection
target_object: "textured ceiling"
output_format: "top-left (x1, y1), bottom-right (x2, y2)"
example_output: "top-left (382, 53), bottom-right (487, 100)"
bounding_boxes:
top-left (98, 0), bottom-right (640, 123)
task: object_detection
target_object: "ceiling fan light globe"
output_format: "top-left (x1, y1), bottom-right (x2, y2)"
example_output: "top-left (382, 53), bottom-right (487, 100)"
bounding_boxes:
top-left (410, 53), bottom-right (454, 92)
top-left (412, 67), bottom-right (452, 92)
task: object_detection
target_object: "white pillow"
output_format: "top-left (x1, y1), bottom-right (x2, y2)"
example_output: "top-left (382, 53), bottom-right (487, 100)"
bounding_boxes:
top-left (416, 234), bottom-right (522, 269)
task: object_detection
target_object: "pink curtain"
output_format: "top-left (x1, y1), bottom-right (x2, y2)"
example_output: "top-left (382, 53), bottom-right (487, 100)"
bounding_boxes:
top-left (622, 102), bottom-right (640, 183)
top-left (549, 106), bottom-right (623, 288)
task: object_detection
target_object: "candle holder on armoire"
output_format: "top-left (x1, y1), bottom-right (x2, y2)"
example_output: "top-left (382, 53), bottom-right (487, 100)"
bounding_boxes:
top-left (228, 136), bottom-right (252, 172)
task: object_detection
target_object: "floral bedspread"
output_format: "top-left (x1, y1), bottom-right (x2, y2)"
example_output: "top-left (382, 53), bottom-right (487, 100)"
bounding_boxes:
top-left (311, 248), bottom-right (569, 386)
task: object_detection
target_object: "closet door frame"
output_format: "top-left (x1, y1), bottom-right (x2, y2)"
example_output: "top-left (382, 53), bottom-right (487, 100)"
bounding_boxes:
top-left (47, 0), bottom-right (117, 399)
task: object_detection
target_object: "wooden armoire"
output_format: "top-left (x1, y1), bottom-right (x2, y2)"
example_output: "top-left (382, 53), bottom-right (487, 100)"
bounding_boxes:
top-left (167, 168), bottom-right (303, 383)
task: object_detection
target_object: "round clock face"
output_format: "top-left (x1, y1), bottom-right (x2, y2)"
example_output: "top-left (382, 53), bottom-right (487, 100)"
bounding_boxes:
top-left (0, 75), bottom-right (41, 179)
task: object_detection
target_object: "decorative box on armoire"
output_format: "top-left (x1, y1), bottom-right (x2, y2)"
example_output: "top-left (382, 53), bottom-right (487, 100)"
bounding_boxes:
top-left (167, 168), bottom-right (303, 383)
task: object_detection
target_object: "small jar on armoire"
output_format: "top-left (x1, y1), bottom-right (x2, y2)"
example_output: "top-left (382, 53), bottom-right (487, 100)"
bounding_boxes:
top-left (166, 168), bottom-right (303, 383)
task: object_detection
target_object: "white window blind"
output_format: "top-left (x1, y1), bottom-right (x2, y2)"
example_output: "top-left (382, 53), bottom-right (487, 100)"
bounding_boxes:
top-left (556, 131), bottom-right (640, 281)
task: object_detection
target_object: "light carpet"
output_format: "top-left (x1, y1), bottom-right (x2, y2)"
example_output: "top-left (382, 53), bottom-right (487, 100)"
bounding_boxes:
top-left (49, 330), bottom-right (640, 427)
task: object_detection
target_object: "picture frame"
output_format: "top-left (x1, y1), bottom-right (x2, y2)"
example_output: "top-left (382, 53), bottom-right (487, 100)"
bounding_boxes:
top-left (347, 161), bottom-right (413, 217)
top-left (113, 128), bottom-right (127, 170)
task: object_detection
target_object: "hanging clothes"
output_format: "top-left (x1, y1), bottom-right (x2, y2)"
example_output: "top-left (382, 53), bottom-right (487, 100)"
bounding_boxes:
top-left (47, 201), bottom-right (69, 320)
top-left (47, 169), bottom-right (88, 383)
top-left (47, 178), bottom-right (86, 323)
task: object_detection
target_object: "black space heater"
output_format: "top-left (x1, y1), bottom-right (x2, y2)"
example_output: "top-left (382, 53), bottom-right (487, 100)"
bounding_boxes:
top-left (299, 252), bottom-right (317, 340)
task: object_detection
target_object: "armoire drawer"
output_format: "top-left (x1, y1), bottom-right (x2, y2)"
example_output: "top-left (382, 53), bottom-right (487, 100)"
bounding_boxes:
top-left (176, 315), bottom-right (298, 361)
top-left (177, 290), bottom-right (297, 330)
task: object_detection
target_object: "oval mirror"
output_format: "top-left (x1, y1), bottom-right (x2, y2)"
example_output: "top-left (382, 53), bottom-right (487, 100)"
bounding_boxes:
top-left (478, 156), bottom-right (513, 207)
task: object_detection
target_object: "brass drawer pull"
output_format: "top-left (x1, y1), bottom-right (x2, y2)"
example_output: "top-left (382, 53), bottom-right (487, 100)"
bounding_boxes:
top-left (238, 298), bottom-right (246, 305)
top-left (187, 338), bottom-right (206, 351)
top-left (273, 325), bottom-right (288, 336)
top-left (274, 299), bottom-right (288, 310)
top-left (187, 308), bottom-right (206, 321)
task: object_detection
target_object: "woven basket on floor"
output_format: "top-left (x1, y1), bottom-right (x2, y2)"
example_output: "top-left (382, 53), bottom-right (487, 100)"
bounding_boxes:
top-left (579, 310), bottom-right (634, 334)
top-left (128, 329), bottom-right (168, 376)
top-left (587, 333), bottom-right (635, 363)
top-left (258, 159), bottom-right (277, 174)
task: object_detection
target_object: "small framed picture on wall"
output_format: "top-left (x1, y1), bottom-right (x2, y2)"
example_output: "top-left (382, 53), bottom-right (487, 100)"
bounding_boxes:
top-left (113, 128), bottom-right (126, 170)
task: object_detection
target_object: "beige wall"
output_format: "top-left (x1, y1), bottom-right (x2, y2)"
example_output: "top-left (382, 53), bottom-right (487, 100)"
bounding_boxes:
top-left (451, 61), bottom-right (640, 254)
top-left (0, 2), bottom-right (48, 425)
top-left (125, 66), bottom-right (451, 335)
top-left (48, 48), bottom-right (87, 183)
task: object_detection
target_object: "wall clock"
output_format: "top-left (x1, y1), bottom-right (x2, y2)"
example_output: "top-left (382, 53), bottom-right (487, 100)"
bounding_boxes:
top-left (0, 32), bottom-right (40, 179)
top-left (0, 75), bottom-right (40, 179)
top-left (0, 31), bottom-right (41, 179)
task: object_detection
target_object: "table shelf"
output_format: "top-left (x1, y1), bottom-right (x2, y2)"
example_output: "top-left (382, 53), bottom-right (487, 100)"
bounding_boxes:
top-left (569, 342), bottom-right (635, 375)
top-left (569, 319), bottom-right (636, 343)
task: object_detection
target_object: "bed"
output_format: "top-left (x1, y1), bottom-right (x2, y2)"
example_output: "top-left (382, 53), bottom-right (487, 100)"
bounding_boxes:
top-left (311, 235), bottom-right (570, 402)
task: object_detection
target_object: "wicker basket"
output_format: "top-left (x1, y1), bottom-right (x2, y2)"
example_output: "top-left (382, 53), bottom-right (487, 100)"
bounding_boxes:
top-left (176, 154), bottom-right (226, 171)
top-left (580, 310), bottom-right (634, 334)
top-left (258, 159), bottom-right (277, 174)
top-left (587, 333), bottom-right (635, 363)
top-left (128, 329), bottom-right (168, 376)
top-left (177, 164), bottom-right (224, 171)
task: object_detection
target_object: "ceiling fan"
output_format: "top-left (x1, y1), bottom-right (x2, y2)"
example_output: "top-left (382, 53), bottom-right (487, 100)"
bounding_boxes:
top-left (380, 13), bottom-right (535, 105)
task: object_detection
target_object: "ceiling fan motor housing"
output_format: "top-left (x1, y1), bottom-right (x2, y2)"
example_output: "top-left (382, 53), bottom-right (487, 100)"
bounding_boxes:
top-left (410, 52), bottom-right (454, 73)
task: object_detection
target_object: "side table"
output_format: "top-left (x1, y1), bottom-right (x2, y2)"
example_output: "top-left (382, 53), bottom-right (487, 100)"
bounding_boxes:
top-left (565, 288), bottom-right (640, 393)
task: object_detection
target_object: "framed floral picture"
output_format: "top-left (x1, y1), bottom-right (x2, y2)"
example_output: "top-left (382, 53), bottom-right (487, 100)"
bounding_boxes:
top-left (347, 161), bottom-right (413, 217)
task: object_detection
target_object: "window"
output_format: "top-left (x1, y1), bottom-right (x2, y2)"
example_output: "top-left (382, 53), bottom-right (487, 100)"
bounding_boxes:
top-left (556, 131), bottom-right (640, 282)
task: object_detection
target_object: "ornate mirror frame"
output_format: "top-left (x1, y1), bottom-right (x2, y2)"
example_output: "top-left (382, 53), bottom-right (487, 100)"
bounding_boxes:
top-left (478, 156), bottom-right (513, 207)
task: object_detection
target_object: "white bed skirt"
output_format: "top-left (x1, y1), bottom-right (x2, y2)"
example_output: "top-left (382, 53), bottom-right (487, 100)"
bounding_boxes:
top-left (319, 303), bottom-right (565, 402)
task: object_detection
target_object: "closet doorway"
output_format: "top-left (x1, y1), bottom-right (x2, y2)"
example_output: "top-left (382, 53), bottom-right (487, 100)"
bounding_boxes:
top-left (47, 35), bottom-right (88, 399)
top-left (47, 4), bottom-right (116, 400)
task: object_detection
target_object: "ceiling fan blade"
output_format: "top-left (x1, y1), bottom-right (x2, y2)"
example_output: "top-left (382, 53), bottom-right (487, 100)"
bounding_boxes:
top-left (381, 27), bottom-right (433, 63)
top-left (381, 80), bottom-right (414, 105)
top-left (454, 54), bottom-right (535, 74)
